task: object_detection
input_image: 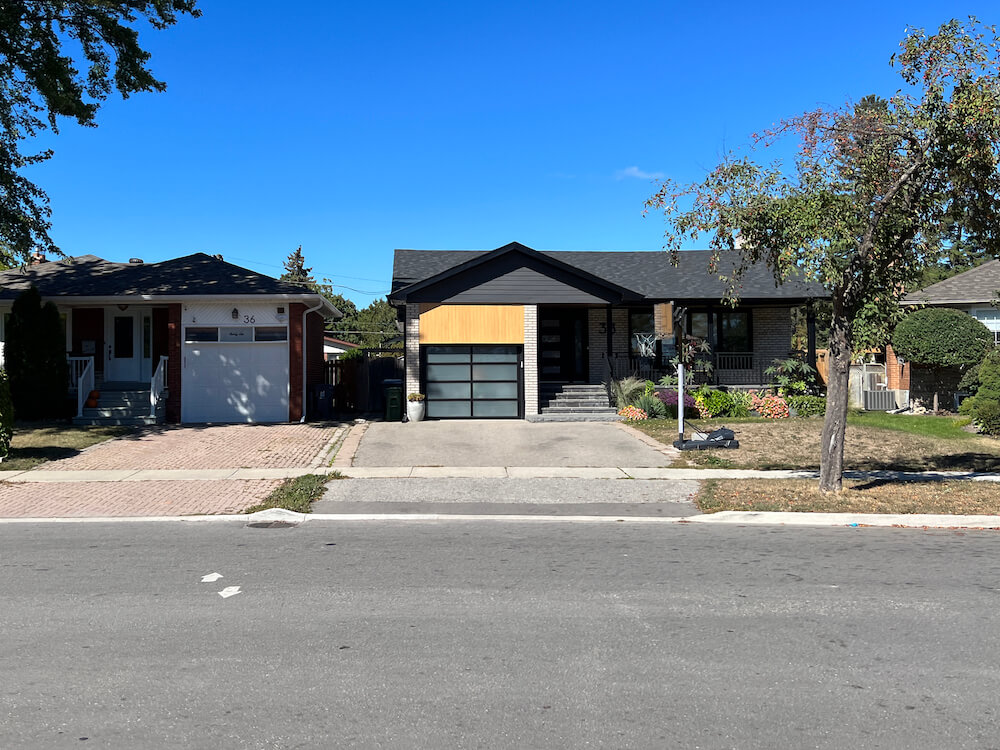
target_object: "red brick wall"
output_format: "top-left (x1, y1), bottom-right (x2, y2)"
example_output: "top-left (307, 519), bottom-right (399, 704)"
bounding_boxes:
top-left (885, 344), bottom-right (910, 390)
top-left (289, 303), bottom-right (304, 421)
top-left (71, 308), bottom-right (104, 376)
top-left (306, 311), bottom-right (325, 389)
top-left (166, 304), bottom-right (182, 423)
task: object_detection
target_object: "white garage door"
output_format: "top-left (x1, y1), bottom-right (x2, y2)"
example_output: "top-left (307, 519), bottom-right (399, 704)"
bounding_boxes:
top-left (182, 325), bottom-right (289, 423)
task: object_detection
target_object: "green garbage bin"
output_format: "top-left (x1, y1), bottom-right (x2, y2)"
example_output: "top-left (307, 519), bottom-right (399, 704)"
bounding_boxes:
top-left (384, 379), bottom-right (403, 421)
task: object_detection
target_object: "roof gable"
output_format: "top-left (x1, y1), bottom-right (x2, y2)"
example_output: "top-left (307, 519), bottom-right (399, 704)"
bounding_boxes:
top-left (391, 242), bottom-right (643, 304)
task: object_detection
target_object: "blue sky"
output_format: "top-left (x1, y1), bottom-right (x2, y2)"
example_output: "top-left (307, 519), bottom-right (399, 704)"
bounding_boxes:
top-left (28, 1), bottom-right (997, 307)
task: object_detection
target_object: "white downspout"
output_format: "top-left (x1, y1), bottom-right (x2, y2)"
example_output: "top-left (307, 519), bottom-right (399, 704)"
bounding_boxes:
top-left (300, 299), bottom-right (324, 423)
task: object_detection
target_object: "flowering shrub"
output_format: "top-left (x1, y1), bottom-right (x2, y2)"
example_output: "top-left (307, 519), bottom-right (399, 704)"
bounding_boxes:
top-left (618, 405), bottom-right (648, 421)
top-left (654, 389), bottom-right (698, 418)
top-left (751, 393), bottom-right (790, 419)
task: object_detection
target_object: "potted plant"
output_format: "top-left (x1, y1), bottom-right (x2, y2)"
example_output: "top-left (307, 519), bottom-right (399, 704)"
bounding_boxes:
top-left (407, 392), bottom-right (426, 422)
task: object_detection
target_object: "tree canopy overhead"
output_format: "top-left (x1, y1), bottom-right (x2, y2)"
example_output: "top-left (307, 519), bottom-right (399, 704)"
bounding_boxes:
top-left (0, 1), bottom-right (200, 266)
top-left (646, 17), bottom-right (1000, 491)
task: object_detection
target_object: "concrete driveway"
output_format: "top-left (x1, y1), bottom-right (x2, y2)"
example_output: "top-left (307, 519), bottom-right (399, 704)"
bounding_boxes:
top-left (348, 420), bottom-right (674, 467)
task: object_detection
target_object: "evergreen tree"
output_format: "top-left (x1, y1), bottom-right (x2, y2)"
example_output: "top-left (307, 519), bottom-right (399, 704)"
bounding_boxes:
top-left (5, 285), bottom-right (67, 419)
top-left (280, 246), bottom-right (315, 286)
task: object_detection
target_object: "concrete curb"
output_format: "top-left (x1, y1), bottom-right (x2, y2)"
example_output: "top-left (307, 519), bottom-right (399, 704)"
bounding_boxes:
top-left (2, 510), bottom-right (999, 529)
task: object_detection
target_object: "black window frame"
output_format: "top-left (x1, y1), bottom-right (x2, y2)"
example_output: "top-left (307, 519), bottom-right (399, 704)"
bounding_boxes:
top-left (685, 308), bottom-right (753, 353)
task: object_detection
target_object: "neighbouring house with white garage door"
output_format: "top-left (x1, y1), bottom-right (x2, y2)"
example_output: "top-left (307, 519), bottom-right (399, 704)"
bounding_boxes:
top-left (0, 253), bottom-right (340, 424)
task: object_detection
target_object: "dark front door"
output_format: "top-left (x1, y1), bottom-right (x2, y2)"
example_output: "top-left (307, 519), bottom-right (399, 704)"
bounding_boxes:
top-left (538, 308), bottom-right (589, 382)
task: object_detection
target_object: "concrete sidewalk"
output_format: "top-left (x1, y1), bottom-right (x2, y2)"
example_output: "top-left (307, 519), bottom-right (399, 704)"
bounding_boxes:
top-left (5, 465), bottom-right (1000, 482)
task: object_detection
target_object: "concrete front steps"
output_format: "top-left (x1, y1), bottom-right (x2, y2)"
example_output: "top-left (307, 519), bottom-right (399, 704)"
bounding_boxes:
top-left (530, 384), bottom-right (620, 422)
top-left (72, 384), bottom-right (164, 426)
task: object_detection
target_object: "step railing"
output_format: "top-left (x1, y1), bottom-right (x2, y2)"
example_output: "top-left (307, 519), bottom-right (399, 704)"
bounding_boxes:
top-left (75, 357), bottom-right (94, 418)
top-left (150, 355), bottom-right (168, 418)
top-left (67, 356), bottom-right (94, 391)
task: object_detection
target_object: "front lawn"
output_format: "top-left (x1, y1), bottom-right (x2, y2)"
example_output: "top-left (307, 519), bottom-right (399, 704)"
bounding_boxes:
top-left (1, 422), bottom-right (133, 472)
top-left (699, 478), bottom-right (1000, 515)
top-left (631, 413), bottom-right (1000, 472)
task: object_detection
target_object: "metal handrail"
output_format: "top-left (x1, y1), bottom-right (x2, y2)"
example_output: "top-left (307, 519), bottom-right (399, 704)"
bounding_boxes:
top-left (150, 355), bottom-right (168, 418)
top-left (76, 357), bottom-right (94, 418)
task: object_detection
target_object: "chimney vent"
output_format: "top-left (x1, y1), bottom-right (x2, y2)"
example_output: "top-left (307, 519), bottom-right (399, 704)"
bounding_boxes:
top-left (129, 258), bottom-right (144, 265)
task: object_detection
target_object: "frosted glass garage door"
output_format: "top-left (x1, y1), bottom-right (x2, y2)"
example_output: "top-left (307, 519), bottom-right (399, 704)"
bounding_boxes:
top-left (424, 345), bottom-right (522, 419)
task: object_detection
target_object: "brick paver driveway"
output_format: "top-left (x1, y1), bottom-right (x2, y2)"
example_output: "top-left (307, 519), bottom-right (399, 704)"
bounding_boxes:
top-left (44, 423), bottom-right (336, 470)
top-left (0, 424), bottom-right (339, 518)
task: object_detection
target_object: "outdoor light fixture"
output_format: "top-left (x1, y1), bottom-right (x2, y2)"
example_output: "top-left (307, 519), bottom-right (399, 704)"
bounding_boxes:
top-left (232, 308), bottom-right (239, 320)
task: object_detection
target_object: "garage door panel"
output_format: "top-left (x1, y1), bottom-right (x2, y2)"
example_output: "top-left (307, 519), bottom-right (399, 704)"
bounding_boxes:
top-left (183, 341), bottom-right (288, 423)
top-left (423, 345), bottom-right (522, 419)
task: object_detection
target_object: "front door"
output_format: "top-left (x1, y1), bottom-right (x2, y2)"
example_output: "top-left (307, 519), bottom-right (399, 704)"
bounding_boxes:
top-left (105, 307), bottom-right (142, 382)
top-left (538, 308), bottom-right (589, 382)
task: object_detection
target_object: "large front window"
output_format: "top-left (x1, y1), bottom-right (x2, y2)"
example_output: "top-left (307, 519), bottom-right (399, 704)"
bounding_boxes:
top-left (718, 311), bottom-right (750, 351)
top-left (629, 309), bottom-right (655, 356)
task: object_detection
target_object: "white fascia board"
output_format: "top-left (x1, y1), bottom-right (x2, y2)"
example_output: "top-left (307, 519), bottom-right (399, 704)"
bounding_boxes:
top-left (38, 293), bottom-right (341, 317)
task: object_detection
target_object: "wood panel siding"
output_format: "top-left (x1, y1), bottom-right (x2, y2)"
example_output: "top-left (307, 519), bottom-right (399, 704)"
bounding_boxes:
top-left (406, 253), bottom-right (622, 305)
top-left (419, 304), bottom-right (524, 344)
top-left (654, 302), bottom-right (673, 339)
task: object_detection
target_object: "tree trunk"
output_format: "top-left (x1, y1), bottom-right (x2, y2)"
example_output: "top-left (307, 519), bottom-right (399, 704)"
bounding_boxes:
top-left (819, 296), bottom-right (852, 492)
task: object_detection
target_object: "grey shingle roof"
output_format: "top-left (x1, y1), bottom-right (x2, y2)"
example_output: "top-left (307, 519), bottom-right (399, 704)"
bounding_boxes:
top-left (392, 245), bottom-right (827, 302)
top-left (0, 253), bottom-right (315, 300)
top-left (903, 260), bottom-right (1000, 305)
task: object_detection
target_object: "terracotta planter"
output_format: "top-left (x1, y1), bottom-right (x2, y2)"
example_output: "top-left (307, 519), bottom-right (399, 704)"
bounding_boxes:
top-left (88, 390), bottom-right (100, 400)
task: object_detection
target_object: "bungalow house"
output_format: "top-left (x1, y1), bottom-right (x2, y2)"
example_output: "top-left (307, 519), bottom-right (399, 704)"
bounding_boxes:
top-left (889, 260), bottom-right (1000, 402)
top-left (389, 242), bottom-right (827, 420)
top-left (0, 253), bottom-right (340, 424)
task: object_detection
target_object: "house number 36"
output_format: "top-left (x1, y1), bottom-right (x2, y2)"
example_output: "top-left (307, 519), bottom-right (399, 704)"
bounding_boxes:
top-left (243, 315), bottom-right (256, 324)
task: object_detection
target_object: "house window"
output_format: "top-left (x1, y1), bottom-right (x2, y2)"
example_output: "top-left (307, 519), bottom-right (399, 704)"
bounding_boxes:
top-left (184, 327), bottom-right (219, 342)
top-left (718, 311), bottom-right (750, 352)
top-left (629, 309), bottom-right (655, 356)
top-left (688, 311), bottom-right (710, 340)
top-left (254, 326), bottom-right (287, 342)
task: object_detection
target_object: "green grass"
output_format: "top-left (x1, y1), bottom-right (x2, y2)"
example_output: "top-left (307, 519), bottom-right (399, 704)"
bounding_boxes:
top-left (846, 412), bottom-right (974, 440)
top-left (1, 422), bottom-right (133, 471)
top-left (243, 472), bottom-right (344, 514)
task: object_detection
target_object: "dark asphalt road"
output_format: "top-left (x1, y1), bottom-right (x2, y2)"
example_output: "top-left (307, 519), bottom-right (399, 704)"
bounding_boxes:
top-left (2, 520), bottom-right (999, 749)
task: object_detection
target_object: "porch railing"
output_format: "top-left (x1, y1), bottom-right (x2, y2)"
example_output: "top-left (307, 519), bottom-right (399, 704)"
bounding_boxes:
top-left (150, 355), bottom-right (168, 418)
top-left (74, 357), bottom-right (94, 418)
top-left (67, 356), bottom-right (93, 391)
top-left (606, 351), bottom-right (766, 387)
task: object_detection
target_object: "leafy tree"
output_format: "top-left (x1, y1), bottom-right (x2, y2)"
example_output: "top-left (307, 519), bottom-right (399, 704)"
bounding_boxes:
top-left (334, 298), bottom-right (400, 349)
top-left (0, 1), bottom-right (200, 266)
top-left (891, 308), bottom-right (990, 410)
top-left (646, 18), bottom-right (1000, 491)
top-left (4, 285), bottom-right (67, 418)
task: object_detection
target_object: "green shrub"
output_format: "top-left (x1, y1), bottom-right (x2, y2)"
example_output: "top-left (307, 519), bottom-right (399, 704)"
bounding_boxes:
top-left (975, 349), bottom-right (1000, 402)
top-left (634, 392), bottom-right (667, 419)
top-left (0, 369), bottom-right (12, 458)
top-left (958, 395), bottom-right (977, 416)
top-left (728, 390), bottom-right (754, 418)
top-left (787, 395), bottom-right (827, 417)
top-left (972, 399), bottom-right (1000, 436)
top-left (958, 363), bottom-right (981, 394)
top-left (694, 388), bottom-right (732, 418)
top-left (608, 376), bottom-right (645, 408)
top-left (892, 308), bottom-right (991, 367)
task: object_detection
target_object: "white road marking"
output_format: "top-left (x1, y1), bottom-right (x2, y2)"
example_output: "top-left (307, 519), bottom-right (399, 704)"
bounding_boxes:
top-left (218, 586), bottom-right (242, 598)
top-left (201, 572), bottom-right (223, 582)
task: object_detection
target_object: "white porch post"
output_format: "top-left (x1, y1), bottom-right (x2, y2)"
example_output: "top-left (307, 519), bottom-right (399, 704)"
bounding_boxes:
top-left (523, 305), bottom-right (538, 418)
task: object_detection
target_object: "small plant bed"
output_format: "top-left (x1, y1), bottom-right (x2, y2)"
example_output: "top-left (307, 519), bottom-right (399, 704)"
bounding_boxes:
top-left (243, 472), bottom-right (343, 514)
top-left (699, 478), bottom-right (1000, 515)
top-left (631, 413), bottom-right (1000, 472)
top-left (1, 422), bottom-right (133, 472)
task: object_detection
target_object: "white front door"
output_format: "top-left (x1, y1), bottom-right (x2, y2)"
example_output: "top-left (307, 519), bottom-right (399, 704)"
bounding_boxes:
top-left (105, 307), bottom-right (142, 383)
